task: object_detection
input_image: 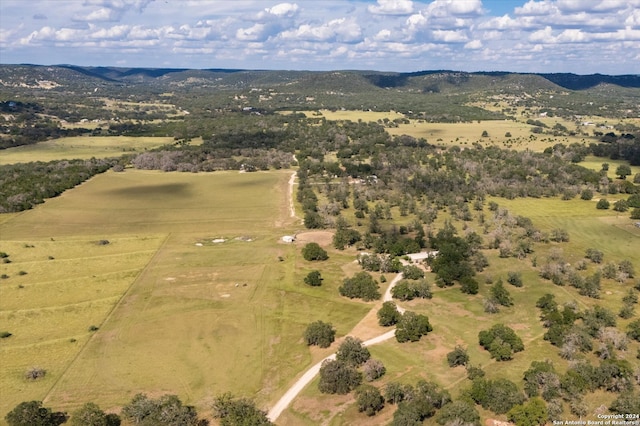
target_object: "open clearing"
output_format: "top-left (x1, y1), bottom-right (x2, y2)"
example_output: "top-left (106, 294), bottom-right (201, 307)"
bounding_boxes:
top-left (0, 136), bottom-right (188, 165)
top-left (0, 169), bottom-right (369, 419)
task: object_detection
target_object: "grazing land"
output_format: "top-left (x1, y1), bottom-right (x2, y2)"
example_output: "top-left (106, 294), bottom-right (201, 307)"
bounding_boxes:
top-left (0, 65), bottom-right (639, 425)
top-left (0, 136), bottom-right (180, 165)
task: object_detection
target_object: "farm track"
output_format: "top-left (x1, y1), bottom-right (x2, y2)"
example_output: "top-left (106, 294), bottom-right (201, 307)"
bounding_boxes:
top-left (42, 233), bottom-right (172, 404)
top-left (267, 268), bottom-right (407, 422)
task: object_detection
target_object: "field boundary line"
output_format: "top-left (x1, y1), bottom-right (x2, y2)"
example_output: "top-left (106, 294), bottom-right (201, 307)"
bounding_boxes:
top-left (42, 232), bottom-right (172, 404)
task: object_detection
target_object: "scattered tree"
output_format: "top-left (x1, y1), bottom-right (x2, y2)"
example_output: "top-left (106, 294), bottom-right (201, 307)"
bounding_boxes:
top-left (303, 270), bottom-right (323, 287)
top-left (363, 358), bottom-right (386, 382)
top-left (446, 346), bottom-right (469, 367)
top-left (336, 336), bottom-right (370, 366)
top-left (304, 321), bottom-right (336, 348)
top-left (212, 393), bottom-right (272, 426)
top-left (318, 359), bottom-right (362, 394)
top-left (5, 401), bottom-right (67, 426)
top-left (301, 242), bottom-right (328, 261)
top-left (339, 272), bottom-right (381, 301)
top-left (377, 301), bottom-right (401, 327)
top-left (355, 385), bottom-right (384, 416)
top-left (70, 403), bottom-right (120, 426)
top-left (396, 311), bottom-right (433, 343)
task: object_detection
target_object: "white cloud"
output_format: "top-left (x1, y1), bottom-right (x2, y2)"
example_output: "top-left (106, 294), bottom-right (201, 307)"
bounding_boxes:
top-left (368, 0), bottom-right (414, 16)
top-left (432, 29), bottom-right (468, 42)
top-left (236, 23), bottom-right (270, 42)
top-left (424, 0), bottom-right (483, 17)
top-left (464, 39), bottom-right (482, 49)
top-left (515, 1), bottom-right (558, 16)
top-left (280, 18), bottom-right (362, 43)
top-left (265, 3), bottom-right (299, 18)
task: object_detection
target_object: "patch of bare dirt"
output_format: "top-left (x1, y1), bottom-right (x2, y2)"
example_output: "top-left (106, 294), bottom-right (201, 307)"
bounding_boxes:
top-left (295, 231), bottom-right (334, 247)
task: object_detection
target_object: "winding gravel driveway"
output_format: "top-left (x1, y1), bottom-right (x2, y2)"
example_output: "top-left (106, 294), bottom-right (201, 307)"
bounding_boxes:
top-left (267, 264), bottom-right (412, 422)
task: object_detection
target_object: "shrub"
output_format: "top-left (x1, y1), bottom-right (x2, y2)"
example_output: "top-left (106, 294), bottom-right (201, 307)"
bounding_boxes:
top-left (585, 248), bottom-right (604, 263)
top-left (318, 359), bottom-right (362, 394)
top-left (5, 401), bottom-right (67, 426)
top-left (301, 242), bottom-right (328, 261)
top-left (596, 199), bottom-right (610, 209)
top-left (446, 346), bottom-right (469, 367)
top-left (391, 279), bottom-right (432, 301)
top-left (336, 337), bottom-right (370, 366)
top-left (478, 324), bottom-right (524, 361)
top-left (0, 331), bottom-right (12, 338)
top-left (212, 393), bottom-right (272, 426)
top-left (614, 199), bottom-right (629, 212)
top-left (506, 271), bottom-right (523, 287)
top-left (122, 394), bottom-right (201, 426)
top-left (70, 402), bottom-right (121, 426)
top-left (631, 208), bottom-right (640, 220)
top-left (339, 272), bottom-right (381, 301)
top-left (303, 270), bottom-right (322, 286)
top-left (490, 279), bottom-right (513, 306)
top-left (401, 265), bottom-right (424, 280)
top-left (395, 311), bottom-right (433, 343)
top-left (377, 301), bottom-right (401, 327)
top-left (436, 400), bottom-right (480, 426)
top-left (304, 321), bottom-right (336, 348)
top-left (580, 188), bottom-right (593, 200)
top-left (363, 358), bottom-right (386, 382)
top-left (24, 367), bottom-right (46, 381)
top-left (356, 385), bottom-right (384, 416)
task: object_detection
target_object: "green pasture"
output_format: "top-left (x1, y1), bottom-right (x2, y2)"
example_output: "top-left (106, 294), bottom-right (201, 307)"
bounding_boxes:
top-left (580, 155), bottom-right (640, 178)
top-left (0, 169), bottom-right (372, 420)
top-left (387, 119), bottom-right (589, 152)
top-left (0, 136), bottom-right (186, 165)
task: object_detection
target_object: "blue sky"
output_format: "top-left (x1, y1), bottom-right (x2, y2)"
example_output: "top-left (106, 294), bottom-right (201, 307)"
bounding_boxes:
top-left (1, 0), bottom-right (639, 74)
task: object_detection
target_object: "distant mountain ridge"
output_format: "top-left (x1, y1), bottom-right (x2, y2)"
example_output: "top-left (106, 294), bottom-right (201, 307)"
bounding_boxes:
top-left (1, 64), bottom-right (638, 91)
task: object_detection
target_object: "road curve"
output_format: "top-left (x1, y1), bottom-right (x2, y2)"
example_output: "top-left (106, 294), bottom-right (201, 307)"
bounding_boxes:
top-left (267, 259), bottom-right (418, 422)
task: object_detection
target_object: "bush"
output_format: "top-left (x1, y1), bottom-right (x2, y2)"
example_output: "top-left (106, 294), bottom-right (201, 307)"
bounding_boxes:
top-left (506, 271), bottom-right (523, 287)
top-left (336, 336), bottom-right (370, 366)
top-left (585, 248), bottom-right (604, 263)
top-left (122, 394), bottom-right (201, 426)
top-left (401, 264), bottom-right (424, 280)
top-left (5, 401), bottom-right (67, 426)
top-left (446, 346), bottom-right (469, 367)
top-left (631, 208), bottom-right (640, 219)
top-left (436, 400), bottom-right (480, 426)
top-left (479, 324), bottom-right (524, 361)
top-left (303, 270), bottom-right (322, 286)
top-left (490, 279), bottom-right (513, 306)
top-left (70, 402), bottom-right (121, 426)
top-left (580, 188), bottom-right (593, 200)
top-left (596, 199), bottom-right (610, 209)
top-left (304, 321), bottom-right (336, 348)
top-left (391, 279), bottom-right (432, 301)
top-left (212, 393), bottom-right (272, 426)
top-left (24, 367), bottom-right (46, 381)
top-left (363, 358), bottom-right (386, 382)
top-left (507, 397), bottom-right (548, 426)
top-left (377, 301), bottom-right (401, 326)
top-left (614, 199), bottom-right (629, 212)
top-left (395, 311), bottom-right (433, 343)
top-left (301, 242), bottom-right (328, 261)
top-left (356, 385), bottom-right (384, 416)
top-left (318, 359), bottom-right (362, 394)
top-left (0, 331), bottom-right (12, 338)
top-left (339, 272), bottom-right (381, 301)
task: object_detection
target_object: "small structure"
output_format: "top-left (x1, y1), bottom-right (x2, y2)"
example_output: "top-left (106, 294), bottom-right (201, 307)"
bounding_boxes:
top-left (281, 235), bottom-right (295, 243)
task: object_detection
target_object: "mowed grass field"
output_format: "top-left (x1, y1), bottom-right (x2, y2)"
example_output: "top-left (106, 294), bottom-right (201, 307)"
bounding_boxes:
top-left (0, 136), bottom-right (183, 164)
top-left (280, 195), bottom-right (640, 425)
top-left (0, 169), bottom-right (371, 421)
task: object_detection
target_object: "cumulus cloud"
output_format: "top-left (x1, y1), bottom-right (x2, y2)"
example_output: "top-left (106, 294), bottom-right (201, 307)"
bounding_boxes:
top-left (265, 2), bottom-right (299, 18)
top-left (280, 18), bottom-right (362, 43)
top-left (424, 0), bottom-right (483, 17)
top-left (464, 39), bottom-right (483, 49)
top-left (368, 0), bottom-right (414, 16)
top-left (74, 0), bottom-right (154, 22)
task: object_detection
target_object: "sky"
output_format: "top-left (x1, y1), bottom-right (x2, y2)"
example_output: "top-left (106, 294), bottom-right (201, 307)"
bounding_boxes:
top-left (0, 0), bottom-right (639, 74)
